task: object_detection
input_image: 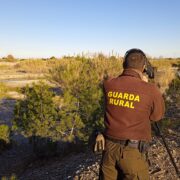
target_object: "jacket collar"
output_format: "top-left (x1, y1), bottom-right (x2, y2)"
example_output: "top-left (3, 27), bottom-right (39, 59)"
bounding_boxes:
top-left (121, 68), bottom-right (143, 80)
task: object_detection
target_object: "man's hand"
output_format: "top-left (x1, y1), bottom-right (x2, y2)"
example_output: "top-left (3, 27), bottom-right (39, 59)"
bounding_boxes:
top-left (94, 133), bottom-right (105, 153)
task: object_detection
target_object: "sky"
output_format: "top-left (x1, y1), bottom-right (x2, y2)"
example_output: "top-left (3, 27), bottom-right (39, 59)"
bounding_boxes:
top-left (0, 0), bottom-right (180, 58)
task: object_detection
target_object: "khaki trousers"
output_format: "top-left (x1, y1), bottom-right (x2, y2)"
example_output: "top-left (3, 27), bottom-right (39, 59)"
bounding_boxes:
top-left (100, 139), bottom-right (149, 180)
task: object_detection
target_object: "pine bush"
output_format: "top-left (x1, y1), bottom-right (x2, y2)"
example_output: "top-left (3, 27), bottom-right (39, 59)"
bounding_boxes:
top-left (49, 58), bottom-right (105, 142)
top-left (13, 82), bottom-right (59, 156)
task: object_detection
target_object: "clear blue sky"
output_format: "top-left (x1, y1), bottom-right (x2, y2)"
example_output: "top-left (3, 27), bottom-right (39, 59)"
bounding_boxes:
top-left (0, 0), bottom-right (180, 58)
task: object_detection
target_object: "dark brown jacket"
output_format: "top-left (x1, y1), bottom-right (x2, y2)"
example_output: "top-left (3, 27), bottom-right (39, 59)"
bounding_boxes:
top-left (103, 69), bottom-right (165, 141)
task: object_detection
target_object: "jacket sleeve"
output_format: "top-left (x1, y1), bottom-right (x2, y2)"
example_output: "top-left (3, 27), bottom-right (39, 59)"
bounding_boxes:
top-left (150, 85), bottom-right (165, 121)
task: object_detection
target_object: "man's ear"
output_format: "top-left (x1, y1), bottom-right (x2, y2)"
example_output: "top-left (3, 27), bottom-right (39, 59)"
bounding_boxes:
top-left (142, 64), bottom-right (146, 72)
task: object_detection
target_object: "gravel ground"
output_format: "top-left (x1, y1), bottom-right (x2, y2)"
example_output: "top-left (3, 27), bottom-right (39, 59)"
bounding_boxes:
top-left (16, 131), bottom-right (179, 180)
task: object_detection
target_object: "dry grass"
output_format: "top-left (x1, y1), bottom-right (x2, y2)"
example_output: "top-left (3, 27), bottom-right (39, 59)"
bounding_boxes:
top-left (93, 58), bottom-right (123, 78)
top-left (13, 60), bottom-right (55, 73)
top-left (0, 83), bottom-right (8, 99)
top-left (151, 59), bottom-right (179, 93)
top-left (0, 57), bottom-right (179, 93)
top-left (0, 64), bottom-right (12, 71)
top-left (154, 68), bottom-right (176, 93)
top-left (150, 59), bottom-right (179, 69)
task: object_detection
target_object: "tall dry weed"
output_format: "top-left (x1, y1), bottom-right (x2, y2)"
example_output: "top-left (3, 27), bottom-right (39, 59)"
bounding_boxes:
top-left (14, 60), bottom-right (62, 73)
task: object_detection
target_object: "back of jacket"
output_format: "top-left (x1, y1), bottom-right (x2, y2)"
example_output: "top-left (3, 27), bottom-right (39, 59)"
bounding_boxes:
top-left (103, 69), bottom-right (165, 141)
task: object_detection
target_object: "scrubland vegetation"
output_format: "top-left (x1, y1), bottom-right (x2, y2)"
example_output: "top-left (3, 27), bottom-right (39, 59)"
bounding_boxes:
top-left (0, 55), bottom-right (179, 156)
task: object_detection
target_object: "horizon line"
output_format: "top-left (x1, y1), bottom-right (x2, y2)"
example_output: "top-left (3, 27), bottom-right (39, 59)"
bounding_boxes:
top-left (1, 51), bottom-right (180, 59)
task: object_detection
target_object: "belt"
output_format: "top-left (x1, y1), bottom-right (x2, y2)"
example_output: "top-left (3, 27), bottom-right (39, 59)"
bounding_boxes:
top-left (106, 136), bottom-right (139, 148)
top-left (106, 136), bottom-right (128, 145)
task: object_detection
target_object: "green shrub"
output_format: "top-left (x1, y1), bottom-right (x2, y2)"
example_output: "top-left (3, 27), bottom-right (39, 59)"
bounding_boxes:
top-left (0, 124), bottom-right (10, 151)
top-left (13, 82), bottom-right (59, 156)
top-left (13, 82), bottom-right (58, 138)
top-left (49, 58), bottom-right (105, 142)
